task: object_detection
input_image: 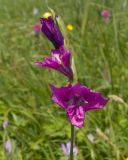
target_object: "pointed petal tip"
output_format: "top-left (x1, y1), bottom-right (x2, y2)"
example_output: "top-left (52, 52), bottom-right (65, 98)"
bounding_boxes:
top-left (49, 84), bottom-right (55, 91)
top-left (35, 61), bottom-right (43, 66)
top-left (100, 94), bottom-right (109, 107)
top-left (35, 62), bottom-right (39, 65)
top-left (104, 97), bottom-right (109, 105)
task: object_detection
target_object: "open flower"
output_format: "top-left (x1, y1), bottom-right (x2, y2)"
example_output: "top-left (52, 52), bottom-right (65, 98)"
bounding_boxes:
top-left (61, 141), bottom-right (78, 157)
top-left (50, 83), bottom-right (108, 128)
top-left (40, 16), bottom-right (64, 49)
top-left (35, 46), bottom-right (73, 80)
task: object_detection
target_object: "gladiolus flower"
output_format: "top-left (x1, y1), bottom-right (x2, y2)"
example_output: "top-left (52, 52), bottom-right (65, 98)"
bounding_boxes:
top-left (50, 83), bottom-right (108, 128)
top-left (40, 16), bottom-right (64, 49)
top-left (61, 141), bottom-right (78, 157)
top-left (35, 46), bottom-right (73, 80)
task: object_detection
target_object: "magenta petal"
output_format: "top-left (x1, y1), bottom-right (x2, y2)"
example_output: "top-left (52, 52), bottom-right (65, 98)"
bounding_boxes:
top-left (61, 50), bottom-right (71, 67)
top-left (35, 57), bottom-right (60, 69)
top-left (83, 91), bottom-right (108, 112)
top-left (50, 84), bottom-right (72, 108)
top-left (35, 48), bottom-right (73, 80)
top-left (51, 46), bottom-right (71, 67)
top-left (51, 47), bottom-right (73, 80)
top-left (67, 106), bottom-right (85, 128)
top-left (101, 10), bottom-right (111, 18)
top-left (69, 84), bottom-right (108, 112)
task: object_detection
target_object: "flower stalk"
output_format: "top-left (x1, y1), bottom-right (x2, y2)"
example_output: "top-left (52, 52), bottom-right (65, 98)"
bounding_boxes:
top-left (69, 43), bottom-right (77, 160)
top-left (69, 125), bottom-right (75, 160)
top-left (35, 14), bottom-right (109, 160)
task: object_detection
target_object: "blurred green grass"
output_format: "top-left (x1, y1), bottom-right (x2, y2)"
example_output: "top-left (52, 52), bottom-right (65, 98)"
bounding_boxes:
top-left (0, 0), bottom-right (128, 159)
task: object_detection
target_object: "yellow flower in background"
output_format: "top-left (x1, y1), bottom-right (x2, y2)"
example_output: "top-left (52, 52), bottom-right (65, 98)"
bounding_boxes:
top-left (42, 12), bottom-right (52, 18)
top-left (124, 158), bottom-right (128, 160)
top-left (66, 24), bottom-right (74, 31)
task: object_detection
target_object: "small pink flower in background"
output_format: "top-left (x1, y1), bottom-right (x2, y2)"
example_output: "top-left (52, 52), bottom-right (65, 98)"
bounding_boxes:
top-left (101, 9), bottom-right (111, 18)
top-left (33, 23), bottom-right (41, 35)
top-left (4, 139), bottom-right (11, 154)
top-left (3, 120), bottom-right (9, 129)
top-left (61, 141), bottom-right (78, 157)
top-left (101, 9), bottom-right (111, 22)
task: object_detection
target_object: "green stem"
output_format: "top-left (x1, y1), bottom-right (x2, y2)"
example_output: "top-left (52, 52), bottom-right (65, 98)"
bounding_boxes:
top-left (69, 125), bottom-right (75, 160)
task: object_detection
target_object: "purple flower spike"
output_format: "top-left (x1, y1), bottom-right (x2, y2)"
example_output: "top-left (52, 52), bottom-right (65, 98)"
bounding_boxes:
top-left (35, 46), bottom-right (73, 81)
top-left (40, 16), bottom-right (64, 49)
top-left (4, 139), bottom-right (11, 154)
top-left (61, 141), bottom-right (78, 157)
top-left (50, 83), bottom-right (108, 128)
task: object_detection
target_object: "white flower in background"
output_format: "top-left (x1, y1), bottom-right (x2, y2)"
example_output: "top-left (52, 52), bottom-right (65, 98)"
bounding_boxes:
top-left (3, 120), bottom-right (9, 129)
top-left (33, 8), bottom-right (39, 15)
top-left (87, 133), bottom-right (95, 142)
top-left (122, 0), bottom-right (127, 9)
top-left (105, 128), bottom-right (111, 135)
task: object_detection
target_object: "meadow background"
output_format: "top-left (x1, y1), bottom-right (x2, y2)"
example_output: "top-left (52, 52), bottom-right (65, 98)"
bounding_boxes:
top-left (0, 0), bottom-right (128, 159)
